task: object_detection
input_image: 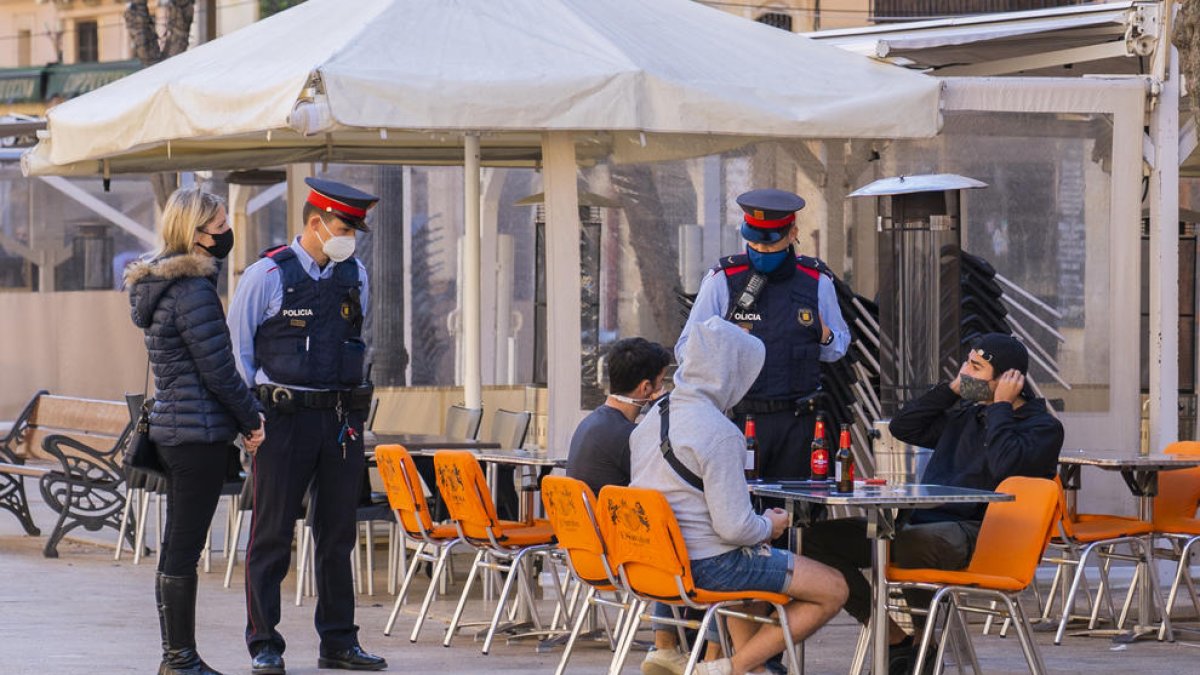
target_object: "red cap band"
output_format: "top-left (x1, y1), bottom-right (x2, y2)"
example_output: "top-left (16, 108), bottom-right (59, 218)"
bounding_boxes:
top-left (743, 213), bottom-right (795, 229)
top-left (307, 191), bottom-right (367, 219)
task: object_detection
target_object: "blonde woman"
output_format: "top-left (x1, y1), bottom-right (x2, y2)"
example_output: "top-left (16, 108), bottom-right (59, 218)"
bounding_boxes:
top-left (125, 187), bottom-right (265, 675)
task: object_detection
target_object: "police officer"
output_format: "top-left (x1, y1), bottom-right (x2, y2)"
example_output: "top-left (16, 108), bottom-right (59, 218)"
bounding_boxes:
top-left (229, 178), bottom-right (386, 673)
top-left (677, 188), bottom-right (850, 483)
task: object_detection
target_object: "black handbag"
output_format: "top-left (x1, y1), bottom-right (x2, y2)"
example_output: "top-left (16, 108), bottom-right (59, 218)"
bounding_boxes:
top-left (124, 360), bottom-right (165, 478)
top-left (124, 398), bottom-right (165, 478)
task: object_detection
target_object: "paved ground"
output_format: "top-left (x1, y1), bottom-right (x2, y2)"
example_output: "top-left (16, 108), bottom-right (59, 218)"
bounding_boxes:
top-left (4, 495), bottom-right (1200, 674)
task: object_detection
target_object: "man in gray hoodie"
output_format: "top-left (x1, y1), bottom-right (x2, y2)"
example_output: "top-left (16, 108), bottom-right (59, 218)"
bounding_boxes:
top-left (630, 317), bottom-right (847, 675)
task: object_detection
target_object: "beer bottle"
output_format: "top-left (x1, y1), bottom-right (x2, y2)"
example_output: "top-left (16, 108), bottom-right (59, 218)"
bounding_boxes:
top-left (835, 423), bottom-right (854, 493)
top-left (810, 414), bottom-right (829, 481)
top-left (744, 415), bottom-right (759, 480)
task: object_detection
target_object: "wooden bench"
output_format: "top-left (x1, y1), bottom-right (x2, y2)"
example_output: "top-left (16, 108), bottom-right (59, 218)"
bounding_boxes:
top-left (0, 391), bottom-right (137, 557)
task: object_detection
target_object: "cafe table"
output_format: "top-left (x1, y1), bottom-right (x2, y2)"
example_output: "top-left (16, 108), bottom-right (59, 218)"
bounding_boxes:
top-left (1057, 451), bottom-right (1200, 643)
top-left (366, 431), bottom-right (501, 451)
top-left (751, 480), bottom-right (1013, 675)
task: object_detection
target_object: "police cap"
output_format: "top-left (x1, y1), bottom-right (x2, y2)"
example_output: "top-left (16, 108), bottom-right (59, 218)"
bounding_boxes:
top-left (305, 177), bottom-right (379, 232)
top-left (736, 188), bottom-right (805, 244)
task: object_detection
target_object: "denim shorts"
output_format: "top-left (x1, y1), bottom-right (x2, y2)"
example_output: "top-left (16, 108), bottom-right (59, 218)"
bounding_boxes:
top-left (690, 544), bottom-right (793, 595)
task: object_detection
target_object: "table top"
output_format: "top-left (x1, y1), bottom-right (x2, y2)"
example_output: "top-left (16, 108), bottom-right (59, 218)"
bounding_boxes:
top-left (1059, 451), bottom-right (1200, 471)
top-left (749, 481), bottom-right (1014, 507)
top-left (367, 432), bottom-right (501, 451)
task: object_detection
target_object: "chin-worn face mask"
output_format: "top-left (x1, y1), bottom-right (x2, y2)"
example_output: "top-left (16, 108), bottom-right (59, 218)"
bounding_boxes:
top-left (959, 373), bottom-right (993, 402)
top-left (319, 220), bottom-right (357, 263)
top-left (611, 387), bottom-right (665, 416)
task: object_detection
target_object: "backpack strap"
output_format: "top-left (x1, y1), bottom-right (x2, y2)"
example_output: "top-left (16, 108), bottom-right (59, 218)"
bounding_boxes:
top-left (657, 395), bottom-right (704, 492)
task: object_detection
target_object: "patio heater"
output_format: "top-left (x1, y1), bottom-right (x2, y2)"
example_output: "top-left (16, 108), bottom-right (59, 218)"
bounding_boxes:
top-left (849, 174), bottom-right (987, 481)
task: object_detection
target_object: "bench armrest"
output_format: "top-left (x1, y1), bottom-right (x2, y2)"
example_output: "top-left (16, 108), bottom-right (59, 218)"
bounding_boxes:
top-left (41, 434), bottom-right (123, 485)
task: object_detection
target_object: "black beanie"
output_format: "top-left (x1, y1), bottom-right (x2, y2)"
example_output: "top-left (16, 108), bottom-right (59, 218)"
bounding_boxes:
top-left (970, 333), bottom-right (1029, 376)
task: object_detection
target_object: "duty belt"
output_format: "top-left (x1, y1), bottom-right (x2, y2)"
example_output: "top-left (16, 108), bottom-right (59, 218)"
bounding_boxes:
top-left (732, 390), bottom-right (826, 417)
top-left (256, 384), bottom-right (373, 412)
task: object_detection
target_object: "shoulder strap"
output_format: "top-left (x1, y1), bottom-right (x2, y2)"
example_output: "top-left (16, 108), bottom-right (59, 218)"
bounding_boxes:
top-left (657, 395), bottom-right (704, 491)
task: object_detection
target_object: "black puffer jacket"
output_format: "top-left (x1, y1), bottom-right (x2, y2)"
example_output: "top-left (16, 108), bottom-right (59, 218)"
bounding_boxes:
top-left (126, 253), bottom-right (262, 446)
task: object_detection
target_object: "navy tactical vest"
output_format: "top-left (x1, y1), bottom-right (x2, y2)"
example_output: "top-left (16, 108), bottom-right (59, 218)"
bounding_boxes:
top-left (253, 246), bottom-right (365, 390)
top-left (720, 253), bottom-right (824, 400)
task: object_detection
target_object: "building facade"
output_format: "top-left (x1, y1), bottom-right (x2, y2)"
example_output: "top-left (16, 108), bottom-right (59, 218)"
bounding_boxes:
top-left (0, 0), bottom-right (258, 116)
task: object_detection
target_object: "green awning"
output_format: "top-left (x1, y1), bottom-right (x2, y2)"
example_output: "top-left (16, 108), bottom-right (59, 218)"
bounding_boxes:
top-left (44, 60), bottom-right (142, 100)
top-left (0, 60), bottom-right (142, 105)
top-left (0, 67), bottom-right (44, 104)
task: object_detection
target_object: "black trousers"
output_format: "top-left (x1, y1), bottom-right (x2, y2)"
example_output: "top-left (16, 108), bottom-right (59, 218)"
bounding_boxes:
top-left (244, 406), bottom-right (366, 656)
top-left (157, 443), bottom-right (229, 577)
top-left (802, 517), bottom-right (982, 627)
top-left (733, 409), bottom-right (817, 481)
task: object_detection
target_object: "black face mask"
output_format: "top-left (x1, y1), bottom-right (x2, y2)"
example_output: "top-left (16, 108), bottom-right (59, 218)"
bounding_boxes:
top-left (198, 228), bottom-right (234, 259)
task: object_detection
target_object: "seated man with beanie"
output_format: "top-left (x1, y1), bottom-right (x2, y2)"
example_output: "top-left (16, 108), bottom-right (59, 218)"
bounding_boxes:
top-left (802, 333), bottom-right (1064, 674)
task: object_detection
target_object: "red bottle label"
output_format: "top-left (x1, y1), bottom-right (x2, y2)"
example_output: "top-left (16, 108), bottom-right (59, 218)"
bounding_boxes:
top-left (811, 449), bottom-right (829, 479)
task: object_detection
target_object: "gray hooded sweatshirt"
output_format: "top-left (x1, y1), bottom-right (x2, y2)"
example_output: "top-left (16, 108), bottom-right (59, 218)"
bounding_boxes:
top-left (629, 316), bottom-right (772, 560)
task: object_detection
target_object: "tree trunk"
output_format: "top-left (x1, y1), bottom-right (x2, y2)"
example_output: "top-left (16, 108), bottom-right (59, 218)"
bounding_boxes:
top-left (125, 0), bottom-right (197, 67)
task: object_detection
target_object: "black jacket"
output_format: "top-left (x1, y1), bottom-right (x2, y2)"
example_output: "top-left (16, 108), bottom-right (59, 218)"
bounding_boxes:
top-left (889, 382), bottom-right (1064, 523)
top-left (126, 253), bottom-right (262, 447)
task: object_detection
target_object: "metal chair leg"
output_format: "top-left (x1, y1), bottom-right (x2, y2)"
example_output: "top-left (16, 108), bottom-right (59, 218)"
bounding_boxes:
top-left (384, 541), bottom-right (427, 635)
top-left (443, 550), bottom-right (486, 647)
top-left (554, 585), bottom-right (597, 675)
top-left (224, 510), bottom-right (245, 588)
top-left (411, 540), bottom-right (457, 642)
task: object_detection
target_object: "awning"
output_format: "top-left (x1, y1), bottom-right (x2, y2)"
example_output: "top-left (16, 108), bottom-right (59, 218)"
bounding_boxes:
top-left (43, 60), bottom-right (141, 100)
top-left (806, 0), bottom-right (1146, 76)
top-left (0, 67), bottom-right (44, 104)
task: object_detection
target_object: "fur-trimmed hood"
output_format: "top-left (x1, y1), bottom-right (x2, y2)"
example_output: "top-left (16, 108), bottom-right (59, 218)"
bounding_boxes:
top-left (127, 254), bottom-right (219, 329)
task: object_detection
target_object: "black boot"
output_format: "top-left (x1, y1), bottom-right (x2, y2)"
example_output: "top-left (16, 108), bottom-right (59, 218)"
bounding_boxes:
top-left (158, 573), bottom-right (224, 675)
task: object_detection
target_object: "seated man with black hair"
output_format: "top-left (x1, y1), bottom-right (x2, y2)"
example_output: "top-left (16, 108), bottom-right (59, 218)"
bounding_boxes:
top-left (567, 337), bottom-right (672, 496)
top-left (802, 333), bottom-right (1064, 674)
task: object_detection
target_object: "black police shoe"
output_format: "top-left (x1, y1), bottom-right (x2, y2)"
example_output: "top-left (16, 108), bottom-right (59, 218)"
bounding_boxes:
top-left (317, 645), bottom-right (387, 671)
top-left (251, 645), bottom-right (285, 675)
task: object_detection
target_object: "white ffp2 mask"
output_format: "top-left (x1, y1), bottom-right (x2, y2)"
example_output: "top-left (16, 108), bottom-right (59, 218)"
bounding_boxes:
top-left (320, 221), bottom-right (356, 262)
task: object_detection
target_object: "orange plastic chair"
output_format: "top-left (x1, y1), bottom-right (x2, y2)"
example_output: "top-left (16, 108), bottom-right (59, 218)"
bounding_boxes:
top-left (540, 476), bottom-right (634, 675)
top-left (374, 445), bottom-right (467, 641)
top-left (434, 450), bottom-right (562, 654)
top-left (885, 476), bottom-right (1060, 675)
top-left (1047, 475), bottom-right (1156, 644)
top-left (598, 485), bottom-right (803, 675)
top-left (1153, 442), bottom-right (1200, 636)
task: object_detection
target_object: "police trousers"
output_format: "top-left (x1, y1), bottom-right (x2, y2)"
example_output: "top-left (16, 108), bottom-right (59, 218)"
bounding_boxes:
top-left (244, 406), bottom-right (366, 656)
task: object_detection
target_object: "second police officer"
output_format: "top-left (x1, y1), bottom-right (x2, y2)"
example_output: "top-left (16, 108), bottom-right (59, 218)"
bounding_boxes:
top-left (229, 178), bottom-right (387, 673)
top-left (677, 188), bottom-right (850, 485)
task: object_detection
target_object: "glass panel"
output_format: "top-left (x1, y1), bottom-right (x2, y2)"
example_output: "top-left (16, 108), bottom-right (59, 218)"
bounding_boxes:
top-left (0, 160), bottom-right (157, 292)
top-left (870, 111), bottom-right (1114, 413)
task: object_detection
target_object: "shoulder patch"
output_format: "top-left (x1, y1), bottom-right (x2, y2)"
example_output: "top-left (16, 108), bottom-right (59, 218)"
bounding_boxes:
top-left (797, 255), bottom-right (833, 279)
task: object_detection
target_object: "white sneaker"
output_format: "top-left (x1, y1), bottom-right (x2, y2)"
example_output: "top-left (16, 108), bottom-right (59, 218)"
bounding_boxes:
top-left (641, 648), bottom-right (689, 675)
top-left (694, 658), bottom-right (733, 675)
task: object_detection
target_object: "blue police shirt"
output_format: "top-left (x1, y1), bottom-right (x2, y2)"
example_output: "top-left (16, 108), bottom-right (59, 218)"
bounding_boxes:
top-left (228, 236), bottom-right (370, 388)
top-left (676, 265), bottom-right (849, 364)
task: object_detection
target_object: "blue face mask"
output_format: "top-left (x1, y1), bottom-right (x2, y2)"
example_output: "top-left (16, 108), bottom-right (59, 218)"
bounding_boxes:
top-left (747, 245), bottom-right (791, 273)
